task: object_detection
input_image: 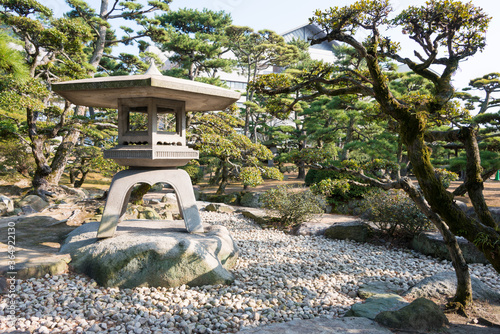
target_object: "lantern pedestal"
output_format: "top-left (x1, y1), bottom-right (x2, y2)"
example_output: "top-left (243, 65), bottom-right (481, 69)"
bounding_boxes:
top-left (97, 168), bottom-right (203, 239)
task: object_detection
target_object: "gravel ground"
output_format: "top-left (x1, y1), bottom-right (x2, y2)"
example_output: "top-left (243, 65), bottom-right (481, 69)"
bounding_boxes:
top-left (1, 211), bottom-right (499, 334)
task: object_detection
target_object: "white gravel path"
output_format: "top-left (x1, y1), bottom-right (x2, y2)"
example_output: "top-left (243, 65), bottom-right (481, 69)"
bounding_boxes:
top-left (1, 211), bottom-right (499, 334)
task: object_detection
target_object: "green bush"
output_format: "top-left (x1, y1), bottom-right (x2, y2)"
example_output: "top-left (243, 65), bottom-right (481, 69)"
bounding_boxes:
top-left (179, 161), bottom-right (204, 185)
top-left (239, 167), bottom-right (264, 187)
top-left (261, 185), bottom-right (325, 228)
top-left (360, 189), bottom-right (433, 237)
top-left (305, 169), bottom-right (372, 207)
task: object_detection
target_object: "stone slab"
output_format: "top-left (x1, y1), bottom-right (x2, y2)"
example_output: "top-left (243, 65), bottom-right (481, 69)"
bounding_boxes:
top-left (237, 317), bottom-right (392, 333)
top-left (403, 271), bottom-right (500, 302)
top-left (412, 232), bottom-right (488, 264)
top-left (293, 214), bottom-right (368, 236)
top-left (345, 294), bottom-right (409, 320)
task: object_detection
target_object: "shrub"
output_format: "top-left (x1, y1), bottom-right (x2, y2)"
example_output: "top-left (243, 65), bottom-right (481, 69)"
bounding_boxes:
top-left (261, 185), bottom-right (325, 228)
top-left (239, 167), bottom-right (264, 187)
top-left (305, 169), bottom-right (372, 207)
top-left (179, 160), bottom-right (204, 185)
top-left (360, 189), bottom-right (433, 237)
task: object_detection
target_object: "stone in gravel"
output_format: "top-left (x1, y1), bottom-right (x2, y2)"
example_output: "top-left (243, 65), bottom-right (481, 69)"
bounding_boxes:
top-left (358, 282), bottom-right (404, 299)
top-left (239, 192), bottom-right (262, 208)
top-left (403, 271), bottom-right (500, 302)
top-left (205, 203), bottom-right (235, 214)
top-left (293, 215), bottom-right (368, 237)
top-left (60, 220), bottom-right (238, 288)
top-left (375, 298), bottom-right (449, 331)
top-left (21, 205), bottom-right (37, 215)
top-left (0, 195), bottom-right (14, 214)
top-left (455, 200), bottom-right (468, 211)
top-left (324, 222), bottom-right (373, 242)
top-left (138, 207), bottom-right (161, 220)
top-left (412, 232), bottom-right (488, 264)
top-left (18, 194), bottom-right (49, 212)
top-left (238, 317), bottom-right (392, 333)
top-left (345, 294), bottom-right (409, 320)
top-left (240, 208), bottom-right (272, 226)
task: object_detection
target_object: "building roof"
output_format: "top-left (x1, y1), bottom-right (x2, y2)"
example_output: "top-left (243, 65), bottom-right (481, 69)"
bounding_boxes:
top-left (281, 23), bottom-right (338, 52)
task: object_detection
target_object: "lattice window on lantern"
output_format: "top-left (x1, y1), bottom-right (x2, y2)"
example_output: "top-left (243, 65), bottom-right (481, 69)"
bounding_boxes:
top-left (157, 107), bottom-right (177, 133)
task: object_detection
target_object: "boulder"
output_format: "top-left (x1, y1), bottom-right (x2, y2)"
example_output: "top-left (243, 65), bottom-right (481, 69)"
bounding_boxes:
top-left (205, 203), bottom-right (235, 214)
top-left (358, 281), bottom-right (406, 299)
top-left (375, 298), bottom-right (449, 331)
top-left (0, 195), bottom-right (14, 215)
top-left (345, 293), bottom-right (409, 320)
top-left (150, 183), bottom-right (165, 192)
top-left (455, 200), bottom-right (468, 211)
top-left (60, 220), bottom-right (238, 288)
top-left (240, 192), bottom-right (262, 208)
top-left (161, 193), bottom-right (177, 204)
top-left (21, 205), bottom-right (37, 215)
top-left (403, 271), bottom-right (500, 302)
top-left (240, 208), bottom-right (272, 226)
top-left (203, 193), bottom-right (239, 205)
top-left (137, 207), bottom-right (161, 220)
top-left (58, 185), bottom-right (88, 200)
top-left (411, 232), bottom-right (488, 264)
top-left (239, 317), bottom-right (392, 333)
top-left (293, 215), bottom-right (369, 237)
top-left (18, 195), bottom-right (49, 212)
top-left (324, 221), bottom-right (373, 242)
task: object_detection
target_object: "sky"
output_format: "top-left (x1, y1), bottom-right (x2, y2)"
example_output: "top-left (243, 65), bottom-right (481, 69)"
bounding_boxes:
top-left (45, 0), bottom-right (500, 91)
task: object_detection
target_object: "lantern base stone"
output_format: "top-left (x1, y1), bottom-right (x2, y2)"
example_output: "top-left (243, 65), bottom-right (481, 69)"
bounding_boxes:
top-left (97, 168), bottom-right (203, 238)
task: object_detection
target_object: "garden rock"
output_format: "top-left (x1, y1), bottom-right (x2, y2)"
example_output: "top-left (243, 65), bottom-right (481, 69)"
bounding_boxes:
top-left (293, 215), bottom-right (367, 236)
top-left (358, 281), bottom-right (406, 299)
top-left (205, 203), bottom-right (235, 214)
top-left (403, 271), bottom-right (500, 302)
top-left (240, 208), bottom-right (272, 226)
top-left (160, 193), bottom-right (177, 203)
top-left (149, 199), bottom-right (161, 205)
top-left (137, 207), bottom-right (161, 220)
top-left (60, 220), bottom-right (239, 288)
top-left (240, 192), bottom-right (262, 208)
top-left (59, 185), bottom-right (88, 199)
top-left (455, 200), bottom-right (468, 211)
top-left (21, 205), bottom-right (37, 215)
top-left (239, 317), bottom-right (392, 333)
top-left (345, 293), bottom-right (409, 320)
top-left (202, 193), bottom-right (239, 205)
top-left (18, 195), bottom-right (49, 213)
top-left (411, 232), bottom-right (488, 264)
top-left (375, 298), bottom-right (448, 331)
top-left (0, 195), bottom-right (14, 215)
top-left (324, 221), bottom-right (373, 242)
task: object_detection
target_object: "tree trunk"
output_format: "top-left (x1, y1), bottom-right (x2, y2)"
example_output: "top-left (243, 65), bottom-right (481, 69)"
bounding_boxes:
top-left (47, 127), bottom-right (80, 185)
top-left (341, 117), bottom-right (355, 161)
top-left (402, 126), bottom-right (500, 273)
top-left (297, 164), bottom-right (306, 179)
top-left (216, 162), bottom-right (229, 195)
top-left (400, 177), bottom-right (473, 308)
top-left (74, 169), bottom-right (89, 188)
top-left (89, 0), bottom-right (109, 71)
top-left (69, 169), bottom-right (79, 184)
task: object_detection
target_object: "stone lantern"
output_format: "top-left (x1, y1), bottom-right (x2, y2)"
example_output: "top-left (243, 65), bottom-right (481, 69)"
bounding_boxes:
top-left (53, 64), bottom-right (240, 238)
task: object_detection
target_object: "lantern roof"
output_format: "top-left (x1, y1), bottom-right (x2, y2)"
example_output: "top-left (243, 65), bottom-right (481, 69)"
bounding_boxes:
top-left (52, 63), bottom-right (241, 111)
